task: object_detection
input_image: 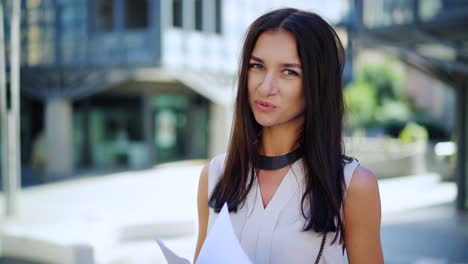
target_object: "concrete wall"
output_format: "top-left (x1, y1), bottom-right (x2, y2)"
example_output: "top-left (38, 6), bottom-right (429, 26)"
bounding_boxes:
top-left (209, 103), bottom-right (233, 158)
top-left (45, 99), bottom-right (74, 177)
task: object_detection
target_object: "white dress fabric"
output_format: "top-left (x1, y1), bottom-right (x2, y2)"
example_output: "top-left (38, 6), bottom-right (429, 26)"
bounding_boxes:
top-left (207, 153), bottom-right (360, 264)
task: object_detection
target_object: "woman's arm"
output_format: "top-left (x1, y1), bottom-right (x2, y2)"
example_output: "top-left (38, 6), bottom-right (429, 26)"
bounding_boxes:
top-left (193, 163), bottom-right (209, 263)
top-left (344, 166), bottom-right (384, 264)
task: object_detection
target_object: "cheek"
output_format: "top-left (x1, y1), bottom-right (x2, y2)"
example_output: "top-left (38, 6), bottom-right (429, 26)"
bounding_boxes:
top-left (287, 83), bottom-right (305, 107)
top-left (299, 93), bottom-right (306, 111)
top-left (248, 72), bottom-right (263, 92)
top-left (299, 98), bottom-right (306, 112)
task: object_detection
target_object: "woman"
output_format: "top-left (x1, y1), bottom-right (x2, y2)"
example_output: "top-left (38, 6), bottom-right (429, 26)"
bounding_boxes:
top-left (195, 8), bottom-right (383, 264)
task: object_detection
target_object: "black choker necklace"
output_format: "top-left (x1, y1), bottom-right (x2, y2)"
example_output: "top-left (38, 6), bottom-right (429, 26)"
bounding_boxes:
top-left (256, 146), bottom-right (303, 170)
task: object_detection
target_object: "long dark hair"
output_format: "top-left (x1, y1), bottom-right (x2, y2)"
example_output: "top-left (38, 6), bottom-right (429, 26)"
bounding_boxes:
top-left (209, 8), bottom-right (351, 246)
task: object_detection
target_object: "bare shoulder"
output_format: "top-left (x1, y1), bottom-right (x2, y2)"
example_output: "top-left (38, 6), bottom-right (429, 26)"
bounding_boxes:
top-left (344, 165), bottom-right (384, 263)
top-left (344, 164), bottom-right (381, 220)
top-left (199, 162), bottom-right (209, 186)
top-left (344, 164), bottom-right (381, 223)
top-left (348, 165), bottom-right (379, 192)
top-left (198, 162), bottom-right (210, 202)
top-left (194, 161), bottom-right (210, 262)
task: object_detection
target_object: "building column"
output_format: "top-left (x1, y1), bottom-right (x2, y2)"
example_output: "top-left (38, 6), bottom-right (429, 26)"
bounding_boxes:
top-left (143, 93), bottom-right (156, 167)
top-left (187, 99), bottom-right (208, 159)
top-left (456, 80), bottom-right (468, 210)
top-left (82, 99), bottom-right (92, 167)
top-left (186, 104), bottom-right (196, 158)
top-left (182, 0), bottom-right (195, 30)
top-left (160, 0), bottom-right (171, 29)
top-left (209, 103), bottom-right (233, 157)
top-left (202, 0), bottom-right (215, 33)
top-left (45, 99), bottom-right (74, 177)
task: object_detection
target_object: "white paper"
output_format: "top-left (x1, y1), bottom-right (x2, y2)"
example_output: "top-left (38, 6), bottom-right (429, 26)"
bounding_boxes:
top-left (155, 203), bottom-right (252, 264)
top-left (155, 237), bottom-right (191, 264)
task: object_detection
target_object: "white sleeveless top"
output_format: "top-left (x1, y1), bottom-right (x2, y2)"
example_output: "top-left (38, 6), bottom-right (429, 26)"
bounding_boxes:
top-left (207, 153), bottom-right (359, 264)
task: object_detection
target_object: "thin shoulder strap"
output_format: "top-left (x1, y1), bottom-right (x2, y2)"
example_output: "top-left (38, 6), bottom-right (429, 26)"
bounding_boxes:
top-left (315, 233), bottom-right (327, 264)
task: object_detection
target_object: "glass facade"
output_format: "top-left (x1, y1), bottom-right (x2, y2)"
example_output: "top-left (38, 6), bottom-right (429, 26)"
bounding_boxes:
top-left (419, 0), bottom-right (468, 21)
top-left (362, 0), bottom-right (414, 28)
top-left (87, 1), bottom-right (156, 65)
top-left (71, 93), bottom-right (209, 170)
top-left (23, 0), bottom-right (57, 65)
top-left (153, 94), bottom-right (209, 163)
top-left (169, 0), bottom-right (222, 34)
top-left (22, 0), bottom-right (88, 65)
top-left (73, 96), bottom-right (144, 168)
top-left (15, 0), bottom-right (218, 183)
top-left (172, 0), bottom-right (183, 28)
top-left (60, 0), bottom-right (87, 64)
top-left (195, 0), bottom-right (203, 31)
top-left (362, 0), bottom-right (468, 28)
top-left (125, 0), bottom-right (149, 29)
top-left (92, 0), bottom-right (114, 32)
top-left (22, 0), bottom-right (159, 67)
top-left (215, 0), bottom-right (222, 34)
top-left (19, 98), bottom-right (44, 186)
top-left (154, 95), bottom-right (188, 163)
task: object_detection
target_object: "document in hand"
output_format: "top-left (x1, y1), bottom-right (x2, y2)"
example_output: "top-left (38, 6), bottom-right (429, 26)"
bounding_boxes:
top-left (155, 203), bottom-right (252, 264)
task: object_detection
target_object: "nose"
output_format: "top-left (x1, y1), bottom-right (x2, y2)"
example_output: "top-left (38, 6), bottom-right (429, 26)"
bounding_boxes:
top-left (258, 72), bottom-right (278, 96)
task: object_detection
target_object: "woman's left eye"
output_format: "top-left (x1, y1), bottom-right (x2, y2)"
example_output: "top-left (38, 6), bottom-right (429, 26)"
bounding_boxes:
top-left (248, 63), bottom-right (263, 69)
top-left (283, 69), bottom-right (299, 76)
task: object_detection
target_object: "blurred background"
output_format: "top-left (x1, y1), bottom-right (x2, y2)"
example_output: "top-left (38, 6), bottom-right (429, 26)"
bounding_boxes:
top-left (0, 0), bottom-right (467, 263)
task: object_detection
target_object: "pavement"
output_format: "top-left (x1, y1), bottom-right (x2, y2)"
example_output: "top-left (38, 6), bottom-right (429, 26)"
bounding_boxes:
top-left (0, 160), bottom-right (466, 264)
top-left (382, 203), bottom-right (468, 264)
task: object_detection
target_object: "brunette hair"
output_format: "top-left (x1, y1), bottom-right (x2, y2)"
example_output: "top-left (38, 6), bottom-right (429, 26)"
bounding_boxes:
top-left (209, 8), bottom-right (351, 246)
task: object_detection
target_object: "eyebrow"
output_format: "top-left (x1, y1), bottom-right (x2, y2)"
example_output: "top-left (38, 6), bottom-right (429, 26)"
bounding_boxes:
top-left (250, 55), bottom-right (302, 69)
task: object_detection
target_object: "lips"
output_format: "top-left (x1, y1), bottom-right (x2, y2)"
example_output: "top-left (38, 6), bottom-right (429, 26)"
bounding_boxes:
top-left (254, 100), bottom-right (278, 112)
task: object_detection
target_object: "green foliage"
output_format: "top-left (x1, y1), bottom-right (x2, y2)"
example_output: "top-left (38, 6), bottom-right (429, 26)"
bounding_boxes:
top-left (345, 58), bottom-right (411, 132)
top-left (344, 57), bottom-right (443, 142)
top-left (359, 62), bottom-right (404, 104)
top-left (344, 81), bottom-right (377, 129)
top-left (374, 99), bottom-right (411, 122)
top-left (398, 122), bottom-right (428, 143)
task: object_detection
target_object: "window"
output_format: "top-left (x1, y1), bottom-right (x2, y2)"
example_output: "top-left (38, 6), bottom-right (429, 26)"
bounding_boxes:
top-left (172, 0), bottom-right (182, 27)
top-left (195, 0), bottom-right (202, 31)
top-left (93, 0), bottom-right (114, 32)
top-left (125, 0), bottom-right (149, 29)
top-left (215, 0), bottom-right (222, 34)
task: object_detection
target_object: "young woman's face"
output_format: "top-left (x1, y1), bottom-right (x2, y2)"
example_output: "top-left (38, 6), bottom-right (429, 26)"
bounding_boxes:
top-left (248, 29), bottom-right (305, 130)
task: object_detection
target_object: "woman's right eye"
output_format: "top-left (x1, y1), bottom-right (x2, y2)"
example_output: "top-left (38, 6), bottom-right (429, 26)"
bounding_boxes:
top-left (248, 63), bottom-right (263, 70)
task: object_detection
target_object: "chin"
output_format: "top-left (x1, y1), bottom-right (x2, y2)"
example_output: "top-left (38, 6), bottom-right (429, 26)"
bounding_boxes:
top-left (254, 116), bottom-right (277, 127)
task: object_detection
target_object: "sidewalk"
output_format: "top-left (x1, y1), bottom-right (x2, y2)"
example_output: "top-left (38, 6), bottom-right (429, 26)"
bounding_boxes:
top-left (382, 203), bottom-right (468, 264)
top-left (0, 161), bottom-right (466, 264)
top-left (0, 161), bottom-right (205, 264)
top-left (378, 174), bottom-right (467, 263)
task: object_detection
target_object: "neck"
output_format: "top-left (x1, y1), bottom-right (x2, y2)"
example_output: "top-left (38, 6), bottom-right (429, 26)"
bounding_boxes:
top-left (259, 125), bottom-right (302, 156)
